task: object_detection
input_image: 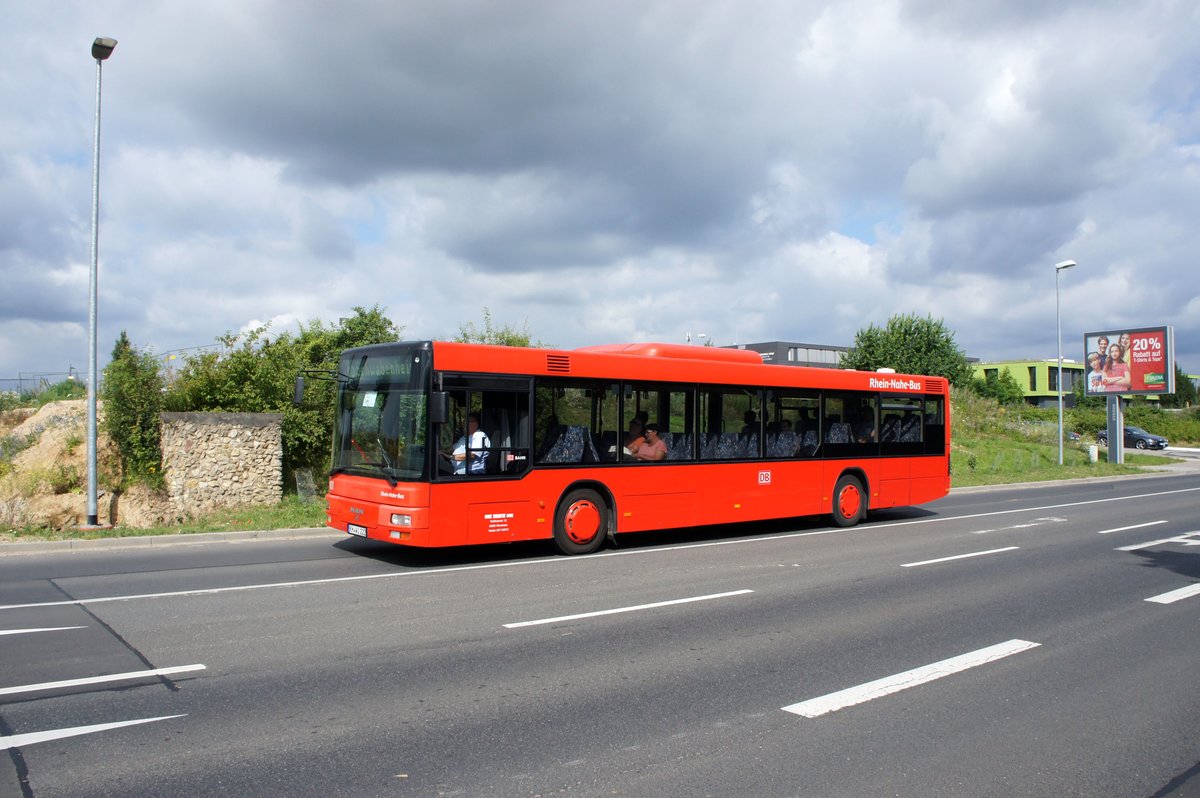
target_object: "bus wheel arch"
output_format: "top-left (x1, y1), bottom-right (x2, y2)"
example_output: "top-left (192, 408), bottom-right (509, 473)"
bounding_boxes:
top-left (552, 482), bottom-right (613, 555)
top-left (831, 470), bottom-right (868, 527)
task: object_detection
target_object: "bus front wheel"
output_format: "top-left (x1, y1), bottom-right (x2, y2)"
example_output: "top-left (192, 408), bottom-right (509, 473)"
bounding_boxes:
top-left (553, 488), bottom-right (608, 555)
top-left (832, 475), bottom-right (866, 527)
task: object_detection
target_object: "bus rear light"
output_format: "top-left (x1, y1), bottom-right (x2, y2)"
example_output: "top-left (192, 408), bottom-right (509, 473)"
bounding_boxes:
top-left (390, 513), bottom-right (412, 527)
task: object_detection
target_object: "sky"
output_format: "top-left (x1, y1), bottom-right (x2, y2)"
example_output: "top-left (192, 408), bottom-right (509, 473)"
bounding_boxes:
top-left (3, 0), bottom-right (1200, 388)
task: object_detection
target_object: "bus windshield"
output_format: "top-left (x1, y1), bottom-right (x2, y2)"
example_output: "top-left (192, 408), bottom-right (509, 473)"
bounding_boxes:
top-left (332, 345), bottom-right (432, 482)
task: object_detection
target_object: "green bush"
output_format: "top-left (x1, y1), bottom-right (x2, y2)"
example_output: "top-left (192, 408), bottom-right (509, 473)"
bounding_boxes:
top-left (164, 305), bottom-right (403, 484)
top-left (102, 331), bottom-right (165, 487)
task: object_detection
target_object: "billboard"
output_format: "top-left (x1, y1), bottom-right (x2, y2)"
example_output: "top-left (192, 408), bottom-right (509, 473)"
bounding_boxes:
top-left (1083, 326), bottom-right (1175, 397)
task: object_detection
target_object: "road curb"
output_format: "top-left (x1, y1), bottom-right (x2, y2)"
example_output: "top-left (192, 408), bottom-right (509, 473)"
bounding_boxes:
top-left (4, 455), bottom-right (1197, 554)
top-left (0, 526), bottom-right (341, 557)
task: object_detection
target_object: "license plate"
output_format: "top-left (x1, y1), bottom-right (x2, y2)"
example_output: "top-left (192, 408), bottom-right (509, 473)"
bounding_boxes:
top-left (347, 523), bottom-right (367, 537)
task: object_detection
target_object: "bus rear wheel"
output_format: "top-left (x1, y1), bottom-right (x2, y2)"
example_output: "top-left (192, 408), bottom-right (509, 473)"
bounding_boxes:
top-left (553, 488), bottom-right (608, 555)
top-left (832, 475), bottom-right (865, 527)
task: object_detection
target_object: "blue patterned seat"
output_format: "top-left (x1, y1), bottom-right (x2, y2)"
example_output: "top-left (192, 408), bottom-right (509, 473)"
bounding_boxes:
top-left (541, 425), bottom-right (599, 463)
top-left (899, 414), bottom-right (921, 443)
top-left (661, 432), bottom-right (693, 461)
top-left (767, 431), bottom-right (798, 458)
top-left (827, 423), bottom-right (852, 444)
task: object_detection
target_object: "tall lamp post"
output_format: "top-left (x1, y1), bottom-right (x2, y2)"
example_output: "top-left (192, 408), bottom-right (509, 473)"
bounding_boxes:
top-left (1055, 259), bottom-right (1077, 466)
top-left (86, 36), bottom-right (117, 527)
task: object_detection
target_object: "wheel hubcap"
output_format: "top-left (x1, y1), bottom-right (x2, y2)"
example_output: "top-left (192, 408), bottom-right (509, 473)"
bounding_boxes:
top-left (838, 485), bottom-right (861, 519)
top-left (564, 500), bottom-right (601, 544)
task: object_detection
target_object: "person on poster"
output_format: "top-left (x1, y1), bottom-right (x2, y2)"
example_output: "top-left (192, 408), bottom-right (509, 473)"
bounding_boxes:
top-left (1101, 343), bottom-right (1131, 392)
top-left (1095, 335), bottom-right (1110, 371)
top-left (1086, 352), bottom-right (1104, 393)
top-left (1118, 333), bottom-right (1133, 366)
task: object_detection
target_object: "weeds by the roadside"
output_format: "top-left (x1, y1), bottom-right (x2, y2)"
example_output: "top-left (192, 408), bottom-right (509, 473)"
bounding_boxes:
top-left (0, 495), bottom-right (327, 543)
top-left (952, 436), bottom-right (1177, 486)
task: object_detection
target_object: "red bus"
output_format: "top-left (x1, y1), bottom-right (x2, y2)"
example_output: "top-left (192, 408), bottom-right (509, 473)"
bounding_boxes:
top-left (311, 340), bottom-right (950, 555)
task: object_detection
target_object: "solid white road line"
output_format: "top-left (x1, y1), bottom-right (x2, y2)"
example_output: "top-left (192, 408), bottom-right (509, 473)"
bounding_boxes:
top-left (0, 626), bottom-right (85, 636)
top-left (1145, 584), bottom-right (1200, 604)
top-left (2, 486), bottom-right (1196, 614)
top-left (782, 639), bottom-right (1041, 718)
top-left (901, 547), bottom-right (1019, 568)
top-left (1116, 532), bottom-right (1200, 551)
top-left (0, 664), bottom-right (206, 697)
top-left (0, 715), bottom-right (186, 751)
top-left (504, 589), bottom-right (754, 628)
top-left (1097, 520), bottom-right (1167, 535)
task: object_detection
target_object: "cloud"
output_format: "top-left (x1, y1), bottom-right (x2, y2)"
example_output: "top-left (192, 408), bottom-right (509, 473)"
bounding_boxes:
top-left (2, 0), bottom-right (1200, 383)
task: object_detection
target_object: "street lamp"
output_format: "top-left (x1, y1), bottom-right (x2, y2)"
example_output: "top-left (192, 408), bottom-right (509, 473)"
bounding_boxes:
top-left (86, 36), bottom-right (116, 527)
top-left (1055, 259), bottom-right (1077, 466)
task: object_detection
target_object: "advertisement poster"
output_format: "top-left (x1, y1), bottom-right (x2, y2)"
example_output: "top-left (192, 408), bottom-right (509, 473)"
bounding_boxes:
top-left (1083, 326), bottom-right (1175, 397)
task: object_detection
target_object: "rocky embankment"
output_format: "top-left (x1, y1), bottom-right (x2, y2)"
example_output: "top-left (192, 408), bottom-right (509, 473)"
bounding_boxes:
top-left (0, 401), bottom-right (174, 531)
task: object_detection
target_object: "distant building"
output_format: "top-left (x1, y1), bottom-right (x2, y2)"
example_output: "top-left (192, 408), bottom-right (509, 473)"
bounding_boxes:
top-left (971, 359), bottom-right (1085, 408)
top-left (729, 341), bottom-right (848, 369)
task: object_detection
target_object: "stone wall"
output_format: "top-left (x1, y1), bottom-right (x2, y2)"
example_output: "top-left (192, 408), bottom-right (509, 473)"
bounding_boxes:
top-left (160, 412), bottom-right (283, 516)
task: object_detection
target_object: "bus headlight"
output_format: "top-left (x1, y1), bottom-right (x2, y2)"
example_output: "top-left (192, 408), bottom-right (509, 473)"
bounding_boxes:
top-left (390, 513), bottom-right (412, 527)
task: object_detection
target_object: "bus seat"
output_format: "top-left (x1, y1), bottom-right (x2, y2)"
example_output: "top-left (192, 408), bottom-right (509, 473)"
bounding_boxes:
top-left (580, 428), bottom-right (601, 463)
top-left (737, 434), bottom-right (758, 458)
top-left (798, 429), bottom-right (819, 456)
top-left (881, 414), bottom-right (901, 442)
top-left (899, 414), bottom-right (921, 443)
top-left (665, 433), bottom-right (693, 461)
top-left (704, 433), bottom-right (739, 460)
top-left (827, 423), bottom-right (852, 444)
top-left (768, 431), bottom-right (798, 458)
top-left (542, 426), bottom-right (587, 463)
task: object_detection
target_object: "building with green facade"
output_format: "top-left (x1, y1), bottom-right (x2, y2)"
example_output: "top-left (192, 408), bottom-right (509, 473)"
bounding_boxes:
top-left (971, 360), bottom-right (1086, 408)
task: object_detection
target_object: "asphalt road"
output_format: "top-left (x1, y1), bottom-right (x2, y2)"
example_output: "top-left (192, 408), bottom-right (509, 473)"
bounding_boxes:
top-left (2, 473), bottom-right (1199, 797)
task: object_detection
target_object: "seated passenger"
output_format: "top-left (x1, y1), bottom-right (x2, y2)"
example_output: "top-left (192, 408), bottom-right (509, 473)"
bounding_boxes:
top-left (633, 423), bottom-right (669, 461)
top-left (741, 410), bottom-right (758, 435)
top-left (623, 418), bottom-right (645, 455)
top-left (853, 406), bottom-right (876, 443)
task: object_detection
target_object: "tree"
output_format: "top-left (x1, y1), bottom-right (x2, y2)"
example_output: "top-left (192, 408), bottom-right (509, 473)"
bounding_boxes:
top-left (102, 331), bottom-right (165, 485)
top-left (972, 368), bottom-right (1027, 405)
top-left (165, 306), bottom-right (404, 481)
top-left (454, 307), bottom-right (543, 347)
top-left (842, 314), bottom-right (973, 386)
top-left (1159, 364), bottom-right (1197, 408)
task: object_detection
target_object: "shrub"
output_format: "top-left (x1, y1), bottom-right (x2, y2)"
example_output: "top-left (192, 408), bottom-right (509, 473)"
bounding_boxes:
top-left (102, 331), bottom-right (165, 487)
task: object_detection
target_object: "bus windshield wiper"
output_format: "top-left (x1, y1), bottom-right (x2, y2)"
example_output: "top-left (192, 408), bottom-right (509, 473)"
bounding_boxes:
top-left (330, 462), bottom-right (398, 487)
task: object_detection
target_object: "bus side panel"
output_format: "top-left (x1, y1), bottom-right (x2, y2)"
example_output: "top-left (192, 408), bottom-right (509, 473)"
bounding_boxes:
top-left (616, 489), bottom-right (698, 533)
top-left (909, 455), bottom-right (951, 505)
top-left (466, 500), bottom-right (533, 544)
top-left (876, 458), bottom-right (911, 508)
top-left (611, 460), bottom-right (826, 532)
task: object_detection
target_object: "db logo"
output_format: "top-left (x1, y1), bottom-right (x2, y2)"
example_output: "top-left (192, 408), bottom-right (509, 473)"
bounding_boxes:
top-left (758, 470), bottom-right (772, 485)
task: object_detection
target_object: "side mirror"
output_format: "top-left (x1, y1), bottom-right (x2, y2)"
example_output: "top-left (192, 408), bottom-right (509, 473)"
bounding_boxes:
top-left (430, 391), bottom-right (450, 424)
top-left (293, 375), bottom-right (305, 406)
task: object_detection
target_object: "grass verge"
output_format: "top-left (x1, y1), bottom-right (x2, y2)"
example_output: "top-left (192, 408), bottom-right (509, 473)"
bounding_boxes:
top-left (952, 437), bottom-right (1181, 487)
top-left (0, 495), bottom-right (328, 543)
